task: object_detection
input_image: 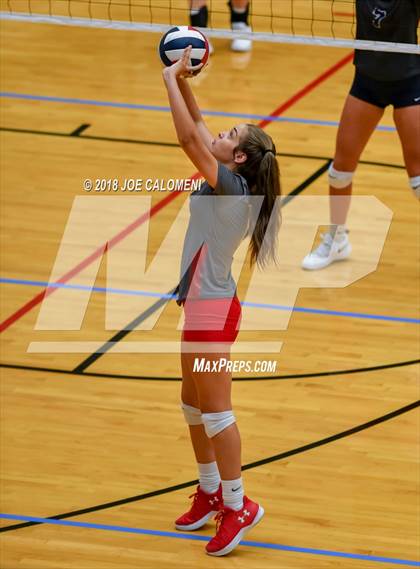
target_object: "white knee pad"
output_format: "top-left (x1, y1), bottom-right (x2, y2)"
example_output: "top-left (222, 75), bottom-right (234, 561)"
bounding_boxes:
top-left (409, 175), bottom-right (420, 198)
top-left (202, 410), bottom-right (236, 438)
top-left (181, 403), bottom-right (203, 426)
top-left (328, 164), bottom-right (354, 189)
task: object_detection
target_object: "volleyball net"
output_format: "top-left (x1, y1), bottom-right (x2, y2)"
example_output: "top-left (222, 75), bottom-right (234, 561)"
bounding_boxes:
top-left (1, 0), bottom-right (419, 53)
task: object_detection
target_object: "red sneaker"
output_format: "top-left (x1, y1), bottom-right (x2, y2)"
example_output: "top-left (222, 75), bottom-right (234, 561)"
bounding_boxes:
top-left (175, 485), bottom-right (222, 531)
top-left (206, 496), bottom-right (264, 556)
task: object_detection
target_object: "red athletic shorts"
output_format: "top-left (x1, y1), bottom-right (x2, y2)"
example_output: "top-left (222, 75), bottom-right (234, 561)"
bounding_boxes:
top-left (181, 296), bottom-right (242, 343)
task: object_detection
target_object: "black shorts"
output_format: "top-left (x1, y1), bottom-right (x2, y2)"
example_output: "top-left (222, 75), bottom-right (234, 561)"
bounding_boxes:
top-left (350, 70), bottom-right (420, 109)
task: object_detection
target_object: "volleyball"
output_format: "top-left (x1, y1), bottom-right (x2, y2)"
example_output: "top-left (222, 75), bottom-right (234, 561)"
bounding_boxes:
top-left (158, 26), bottom-right (209, 68)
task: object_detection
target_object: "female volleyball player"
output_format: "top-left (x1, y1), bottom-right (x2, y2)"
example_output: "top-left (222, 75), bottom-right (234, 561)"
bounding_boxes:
top-left (189, 0), bottom-right (252, 52)
top-left (162, 47), bottom-right (280, 556)
top-left (302, 0), bottom-right (420, 270)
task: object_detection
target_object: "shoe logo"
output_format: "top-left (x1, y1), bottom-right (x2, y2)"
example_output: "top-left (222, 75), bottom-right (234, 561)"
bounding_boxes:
top-left (414, 97), bottom-right (420, 102)
top-left (232, 487), bottom-right (241, 492)
top-left (209, 497), bottom-right (219, 506)
top-left (237, 510), bottom-right (250, 524)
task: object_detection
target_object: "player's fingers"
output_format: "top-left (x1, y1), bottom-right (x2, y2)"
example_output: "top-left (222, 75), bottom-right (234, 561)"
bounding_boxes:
top-left (188, 62), bottom-right (204, 72)
top-left (182, 45), bottom-right (192, 64)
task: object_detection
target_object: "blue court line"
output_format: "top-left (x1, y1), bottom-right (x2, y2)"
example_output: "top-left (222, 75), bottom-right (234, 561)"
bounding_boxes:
top-left (0, 514), bottom-right (418, 566)
top-left (1, 277), bottom-right (419, 324)
top-left (0, 92), bottom-right (396, 131)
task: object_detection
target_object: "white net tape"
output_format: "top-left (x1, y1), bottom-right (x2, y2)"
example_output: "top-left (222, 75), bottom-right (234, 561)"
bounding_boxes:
top-left (1, 11), bottom-right (419, 54)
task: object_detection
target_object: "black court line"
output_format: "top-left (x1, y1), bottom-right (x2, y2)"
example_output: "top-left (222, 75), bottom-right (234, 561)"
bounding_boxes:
top-left (279, 152), bottom-right (405, 170)
top-left (0, 126), bottom-right (405, 169)
top-left (282, 159), bottom-right (331, 205)
top-left (1, 399), bottom-right (418, 533)
top-left (73, 285), bottom-right (179, 373)
top-left (69, 123), bottom-right (90, 136)
top-left (1, 126), bottom-right (179, 149)
top-left (1, 359), bottom-right (418, 382)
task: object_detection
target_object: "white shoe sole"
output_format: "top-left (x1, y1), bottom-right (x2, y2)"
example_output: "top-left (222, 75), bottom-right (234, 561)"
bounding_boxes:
top-left (206, 505), bottom-right (265, 556)
top-left (175, 510), bottom-right (218, 531)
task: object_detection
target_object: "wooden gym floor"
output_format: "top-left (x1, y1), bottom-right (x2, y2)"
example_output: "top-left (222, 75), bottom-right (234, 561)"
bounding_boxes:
top-left (0, 8), bottom-right (419, 569)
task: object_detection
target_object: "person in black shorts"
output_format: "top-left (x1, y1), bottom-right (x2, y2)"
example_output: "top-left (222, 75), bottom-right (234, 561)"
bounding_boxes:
top-left (302, 0), bottom-right (420, 270)
top-left (162, 47), bottom-right (280, 556)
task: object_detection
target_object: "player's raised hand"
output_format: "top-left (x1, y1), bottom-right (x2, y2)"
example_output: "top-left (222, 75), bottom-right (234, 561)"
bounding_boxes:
top-left (164, 46), bottom-right (204, 79)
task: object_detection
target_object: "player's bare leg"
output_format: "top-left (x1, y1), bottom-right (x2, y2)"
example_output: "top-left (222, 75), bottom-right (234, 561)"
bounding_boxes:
top-left (393, 104), bottom-right (420, 198)
top-left (302, 95), bottom-right (384, 270)
top-left (331, 95), bottom-right (385, 224)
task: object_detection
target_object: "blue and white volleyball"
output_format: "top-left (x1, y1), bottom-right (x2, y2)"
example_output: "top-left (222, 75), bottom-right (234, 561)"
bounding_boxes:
top-left (159, 26), bottom-right (209, 68)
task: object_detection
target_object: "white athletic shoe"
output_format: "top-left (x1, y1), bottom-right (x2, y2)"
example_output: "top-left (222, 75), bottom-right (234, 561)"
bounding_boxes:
top-left (231, 22), bottom-right (252, 52)
top-left (302, 231), bottom-right (351, 270)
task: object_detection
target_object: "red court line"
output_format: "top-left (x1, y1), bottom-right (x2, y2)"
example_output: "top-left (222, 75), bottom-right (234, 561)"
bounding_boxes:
top-left (0, 52), bottom-right (353, 333)
top-left (258, 52), bottom-right (353, 129)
